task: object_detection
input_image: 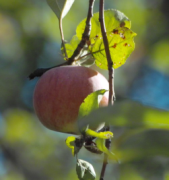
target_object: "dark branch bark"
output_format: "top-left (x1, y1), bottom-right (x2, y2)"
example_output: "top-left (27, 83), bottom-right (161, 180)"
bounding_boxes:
top-left (66, 0), bottom-right (95, 65)
top-left (28, 62), bottom-right (67, 79)
top-left (99, 0), bottom-right (115, 179)
top-left (99, 0), bottom-right (114, 104)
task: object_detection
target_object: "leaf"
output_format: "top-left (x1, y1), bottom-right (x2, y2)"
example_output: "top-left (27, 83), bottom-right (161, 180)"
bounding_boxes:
top-left (63, 9), bottom-right (136, 68)
top-left (78, 89), bottom-right (107, 119)
top-left (92, 27), bottom-right (137, 69)
top-left (85, 129), bottom-right (113, 139)
top-left (65, 35), bottom-right (80, 58)
top-left (95, 138), bottom-right (118, 161)
top-left (64, 35), bottom-right (94, 66)
top-left (75, 9), bottom-right (136, 69)
top-left (76, 9), bottom-right (131, 41)
top-left (47, 0), bottom-right (74, 19)
top-left (76, 159), bottom-right (96, 180)
top-left (65, 136), bottom-right (76, 156)
top-left (65, 136), bottom-right (84, 156)
top-left (77, 89), bottom-right (107, 132)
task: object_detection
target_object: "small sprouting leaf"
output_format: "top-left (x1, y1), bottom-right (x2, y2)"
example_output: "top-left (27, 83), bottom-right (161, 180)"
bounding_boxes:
top-left (95, 138), bottom-right (118, 161)
top-left (76, 159), bottom-right (96, 180)
top-left (85, 129), bottom-right (113, 139)
top-left (76, 9), bottom-right (131, 41)
top-left (65, 136), bottom-right (76, 156)
top-left (47, 0), bottom-right (74, 19)
top-left (92, 27), bottom-right (137, 70)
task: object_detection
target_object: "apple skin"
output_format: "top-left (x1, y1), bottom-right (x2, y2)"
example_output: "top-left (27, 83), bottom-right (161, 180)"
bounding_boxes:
top-left (33, 66), bottom-right (109, 134)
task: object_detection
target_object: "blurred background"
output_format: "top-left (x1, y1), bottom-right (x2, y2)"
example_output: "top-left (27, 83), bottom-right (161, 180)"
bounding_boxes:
top-left (0, 0), bottom-right (169, 179)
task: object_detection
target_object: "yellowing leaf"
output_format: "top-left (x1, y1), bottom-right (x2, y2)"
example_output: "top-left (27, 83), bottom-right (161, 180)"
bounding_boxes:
top-left (65, 136), bottom-right (76, 156)
top-left (85, 129), bottom-right (113, 139)
top-left (63, 9), bottom-right (136, 69)
top-left (95, 138), bottom-right (118, 161)
top-left (76, 9), bottom-right (131, 41)
top-left (92, 27), bottom-right (137, 70)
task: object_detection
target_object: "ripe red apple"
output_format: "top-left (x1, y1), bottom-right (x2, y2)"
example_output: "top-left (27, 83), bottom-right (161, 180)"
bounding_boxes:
top-left (33, 66), bottom-right (109, 134)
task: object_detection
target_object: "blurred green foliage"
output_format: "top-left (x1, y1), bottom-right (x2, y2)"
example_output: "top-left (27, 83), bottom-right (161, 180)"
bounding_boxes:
top-left (0, 0), bottom-right (169, 180)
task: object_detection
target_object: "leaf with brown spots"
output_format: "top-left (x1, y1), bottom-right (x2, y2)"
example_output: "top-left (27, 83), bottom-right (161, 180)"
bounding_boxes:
top-left (92, 27), bottom-right (137, 69)
top-left (63, 9), bottom-right (136, 69)
top-left (76, 9), bottom-right (131, 45)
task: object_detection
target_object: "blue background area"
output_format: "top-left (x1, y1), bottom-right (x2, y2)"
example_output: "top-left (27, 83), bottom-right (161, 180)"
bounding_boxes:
top-left (128, 66), bottom-right (169, 111)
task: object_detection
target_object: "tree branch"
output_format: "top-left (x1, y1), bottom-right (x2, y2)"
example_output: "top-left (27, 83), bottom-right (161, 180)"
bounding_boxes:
top-left (28, 0), bottom-right (95, 80)
top-left (99, 0), bottom-right (115, 179)
top-left (28, 62), bottom-right (67, 80)
top-left (99, 0), bottom-right (114, 104)
top-left (67, 0), bottom-right (95, 65)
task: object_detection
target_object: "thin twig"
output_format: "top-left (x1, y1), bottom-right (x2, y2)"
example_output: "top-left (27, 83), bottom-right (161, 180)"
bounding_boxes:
top-left (28, 62), bottom-right (67, 79)
top-left (99, 0), bottom-right (115, 179)
top-left (67, 0), bottom-right (95, 65)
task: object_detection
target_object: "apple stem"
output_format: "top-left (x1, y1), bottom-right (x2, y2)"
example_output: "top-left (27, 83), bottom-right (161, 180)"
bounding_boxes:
top-left (99, 0), bottom-right (115, 179)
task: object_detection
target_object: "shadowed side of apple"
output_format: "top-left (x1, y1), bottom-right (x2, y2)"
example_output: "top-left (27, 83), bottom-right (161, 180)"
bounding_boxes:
top-left (33, 66), bottom-right (109, 134)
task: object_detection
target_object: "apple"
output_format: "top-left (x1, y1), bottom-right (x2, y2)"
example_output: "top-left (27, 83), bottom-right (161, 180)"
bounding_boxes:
top-left (33, 66), bottom-right (109, 134)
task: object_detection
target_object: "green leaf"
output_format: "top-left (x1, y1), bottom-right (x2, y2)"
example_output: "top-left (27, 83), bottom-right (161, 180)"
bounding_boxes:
top-left (77, 89), bottom-right (107, 132)
top-left (65, 136), bottom-right (84, 156)
top-left (64, 35), bottom-right (94, 66)
top-left (92, 27), bottom-right (137, 69)
top-left (47, 0), bottom-right (74, 19)
top-left (65, 136), bottom-right (76, 156)
top-left (76, 9), bottom-right (131, 41)
top-left (65, 35), bottom-right (80, 58)
top-left (85, 129), bottom-right (113, 139)
top-left (76, 159), bottom-right (96, 180)
top-left (78, 89), bottom-right (107, 119)
top-left (95, 138), bottom-right (118, 161)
